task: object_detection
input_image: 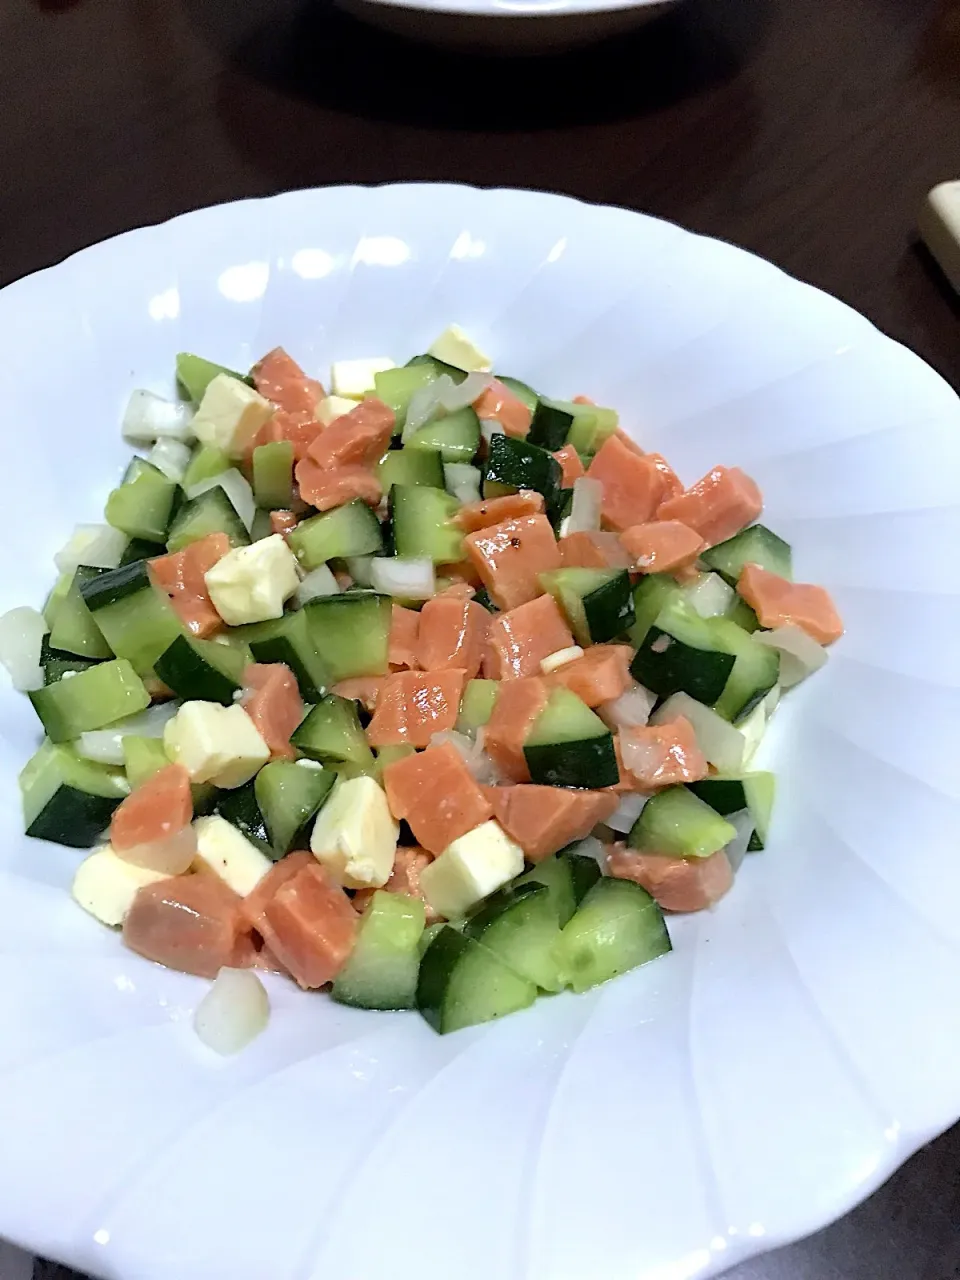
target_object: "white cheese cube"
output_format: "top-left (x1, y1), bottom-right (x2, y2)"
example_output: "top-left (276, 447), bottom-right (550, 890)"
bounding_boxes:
top-left (427, 325), bottom-right (491, 373)
top-left (72, 846), bottom-right (169, 927)
top-left (163, 702), bottom-right (270, 789)
top-left (193, 815), bottom-right (273, 896)
top-left (420, 820), bottom-right (524, 919)
top-left (330, 358), bottom-right (396, 398)
top-left (204, 534), bottom-right (300, 625)
top-left (310, 775), bottom-right (399, 889)
top-left (191, 374), bottom-right (274, 459)
top-left (317, 394), bottom-right (360, 426)
top-left (540, 645), bottom-right (585, 673)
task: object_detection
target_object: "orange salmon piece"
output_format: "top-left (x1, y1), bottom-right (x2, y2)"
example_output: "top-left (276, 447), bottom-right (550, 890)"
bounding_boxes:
top-left (306, 398), bottom-right (394, 469)
top-left (383, 740), bottom-right (494, 855)
top-left (149, 532), bottom-right (230, 639)
top-left (352, 846), bottom-right (440, 922)
top-left (606, 844), bottom-right (734, 912)
top-left (464, 514), bottom-right (561, 611)
top-left (110, 763), bottom-right (193, 851)
top-left (656, 465), bottom-right (762, 546)
top-left (295, 458), bottom-right (382, 511)
top-left (737, 563), bottom-right (843, 645)
top-left (123, 871), bottom-right (250, 978)
top-left (482, 676), bottom-right (550, 782)
top-left (472, 378), bottom-right (532, 438)
top-left (253, 347), bottom-right (324, 418)
top-left (416, 595), bottom-right (489, 680)
top-left (366, 668), bottom-right (467, 748)
top-left (484, 593), bottom-right (575, 680)
top-left (242, 851), bottom-right (314, 936)
top-left (270, 510), bottom-right (300, 537)
top-left (389, 604), bottom-right (421, 670)
top-left (559, 530), bottom-right (632, 570)
top-left (454, 490), bottom-right (545, 533)
top-left (587, 435), bottom-right (681, 532)
top-left (619, 716), bottom-right (708, 788)
top-left (620, 520), bottom-right (706, 574)
top-left (242, 663), bottom-right (304, 759)
top-left (332, 677), bottom-right (383, 714)
top-left (553, 444), bottom-right (586, 488)
top-left (260, 860), bottom-right (359, 989)
top-left (484, 785), bottom-right (617, 862)
top-left (544, 644), bottom-right (632, 707)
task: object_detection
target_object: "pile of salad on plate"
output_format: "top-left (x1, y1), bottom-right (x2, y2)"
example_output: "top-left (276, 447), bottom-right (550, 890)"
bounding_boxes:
top-left (1, 324), bottom-right (843, 1050)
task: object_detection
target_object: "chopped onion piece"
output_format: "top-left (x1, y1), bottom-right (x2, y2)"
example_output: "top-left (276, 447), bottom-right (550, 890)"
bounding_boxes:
top-left (597, 683), bottom-right (656, 730)
top-left (76, 701), bottom-right (181, 765)
top-left (0, 606), bottom-right (46, 692)
top-left (540, 645), bottom-right (584, 673)
top-left (738, 686), bottom-right (781, 764)
top-left (565, 835), bottom-right (605, 864)
top-left (724, 809), bottom-right (755, 874)
top-left (122, 389), bottom-right (194, 444)
top-left (114, 824), bottom-right (197, 876)
top-left (185, 469), bottom-right (255, 533)
top-left (54, 523), bottom-right (128, 574)
top-left (431, 728), bottom-right (501, 785)
top-left (566, 477), bottom-right (603, 535)
top-left (756, 624), bottom-right (828, 688)
top-left (344, 555), bottom-right (374, 587)
top-left (148, 437), bottom-right (192, 482)
top-left (402, 377), bottom-right (453, 440)
top-left (444, 463), bottom-right (482, 505)
top-left (296, 564), bottom-right (341, 605)
top-left (606, 792), bottom-right (649, 834)
top-left (621, 735), bottom-right (663, 780)
top-left (438, 370), bottom-right (491, 412)
top-left (650, 691), bottom-right (746, 773)
top-left (370, 557), bottom-right (435, 601)
top-left (194, 967), bottom-right (270, 1056)
top-left (480, 417), bottom-right (504, 445)
top-left (681, 571), bottom-right (735, 619)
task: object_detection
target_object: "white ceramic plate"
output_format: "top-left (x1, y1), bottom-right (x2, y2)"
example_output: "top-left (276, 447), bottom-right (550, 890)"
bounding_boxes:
top-left (1, 184), bottom-right (959, 1280)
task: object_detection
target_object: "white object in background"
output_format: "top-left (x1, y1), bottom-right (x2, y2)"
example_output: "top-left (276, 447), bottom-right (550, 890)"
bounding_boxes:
top-left (427, 324), bottom-right (491, 372)
top-left (918, 181), bottom-right (960, 294)
top-left (330, 357), bottom-right (395, 398)
top-left (194, 968), bottom-right (270, 1056)
top-left (191, 374), bottom-right (274, 457)
top-left (54, 523), bottom-right (128, 573)
top-left (72, 846), bottom-right (169, 927)
top-left (316, 394), bottom-right (359, 425)
top-left (204, 534), bottom-right (300, 624)
top-left (122, 388), bottom-right (194, 443)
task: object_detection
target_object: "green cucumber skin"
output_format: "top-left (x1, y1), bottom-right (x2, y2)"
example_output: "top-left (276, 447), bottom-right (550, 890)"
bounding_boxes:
top-left (524, 734), bottom-right (619, 790)
top-left (212, 783), bottom-right (272, 855)
top-left (559, 877), bottom-right (671, 994)
top-left (416, 926), bottom-right (536, 1035)
top-left (153, 635), bottom-right (241, 706)
top-left (630, 626), bottom-right (736, 705)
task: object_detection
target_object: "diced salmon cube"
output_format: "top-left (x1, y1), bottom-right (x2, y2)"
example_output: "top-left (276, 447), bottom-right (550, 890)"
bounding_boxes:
top-left (295, 458), bottom-right (382, 511)
top-left (472, 378), bottom-right (532, 438)
top-left (559, 530), bottom-right (632, 570)
top-left (572, 395), bottom-right (595, 406)
top-left (242, 851), bottom-right (314, 936)
top-left (111, 763), bottom-right (193, 850)
top-left (543, 644), bottom-right (632, 707)
top-left (619, 716), bottom-right (708, 788)
top-left (737, 563), bottom-right (843, 645)
top-left (366, 669), bottom-right (467, 748)
top-left (416, 595), bottom-right (489, 680)
top-left (123, 871), bottom-right (250, 978)
top-left (612, 427), bottom-right (645, 457)
top-left (482, 676), bottom-right (550, 782)
top-left (553, 444), bottom-right (586, 488)
top-left (586, 435), bottom-right (681, 532)
top-left (454, 490), bottom-right (545, 533)
top-left (620, 520), bottom-right (706, 574)
top-left (656, 465), bottom-right (762, 546)
top-left (306, 398), bottom-right (394, 470)
top-left (435, 580), bottom-right (477, 599)
top-left (389, 604), bottom-right (421, 671)
top-left (149, 532), bottom-right (230, 639)
top-left (484, 785), bottom-right (617, 862)
top-left (352, 846), bottom-right (440, 921)
top-left (260, 860), bottom-right (359, 988)
top-left (242, 663), bottom-right (304, 760)
top-left (464, 514), bottom-right (561, 610)
top-left (606, 844), bottom-right (734, 912)
top-left (383, 741), bottom-right (494, 855)
top-left (646, 453), bottom-right (683, 500)
top-left (253, 347), bottom-right (324, 418)
top-left (270, 510), bottom-right (300, 537)
top-left (331, 677), bottom-right (383, 714)
top-left (484, 593), bottom-right (575, 680)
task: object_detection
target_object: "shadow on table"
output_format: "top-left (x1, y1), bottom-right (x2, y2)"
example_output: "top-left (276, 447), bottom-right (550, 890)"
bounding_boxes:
top-left (182, 0), bottom-right (769, 131)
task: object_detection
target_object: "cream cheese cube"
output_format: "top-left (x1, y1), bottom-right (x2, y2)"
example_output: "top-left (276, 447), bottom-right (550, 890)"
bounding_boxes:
top-left (419, 820), bottom-right (524, 919)
top-left (191, 374), bottom-right (275, 458)
top-left (72, 846), bottom-right (169, 927)
top-left (330, 358), bottom-right (396, 398)
top-left (204, 534), bottom-right (300, 625)
top-left (317, 394), bottom-right (360, 426)
top-left (193, 815), bottom-right (273, 896)
top-left (310, 775), bottom-right (399, 889)
top-left (163, 702), bottom-right (270, 789)
top-left (427, 325), bottom-right (492, 373)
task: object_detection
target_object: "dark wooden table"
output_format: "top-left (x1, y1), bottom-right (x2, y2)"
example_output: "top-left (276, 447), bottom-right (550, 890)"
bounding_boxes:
top-left (2, 0), bottom-right (960, 1276)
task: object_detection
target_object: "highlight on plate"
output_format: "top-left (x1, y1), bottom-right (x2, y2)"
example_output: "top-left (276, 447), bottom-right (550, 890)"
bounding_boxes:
top-left (1, 324), bottom-right (844, 1051)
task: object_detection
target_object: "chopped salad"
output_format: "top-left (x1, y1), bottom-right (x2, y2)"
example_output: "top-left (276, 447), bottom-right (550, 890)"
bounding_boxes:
top-left (1, 326), bottom-right (843, 1048)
